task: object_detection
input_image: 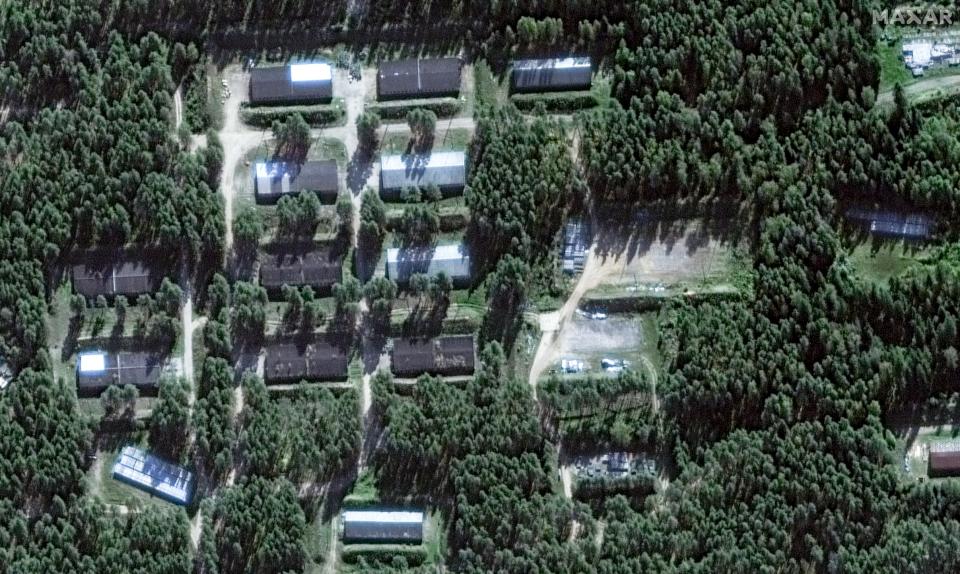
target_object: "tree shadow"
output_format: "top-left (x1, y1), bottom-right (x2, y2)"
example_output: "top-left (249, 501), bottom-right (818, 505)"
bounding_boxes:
top-left (347, 147), bottom-right (374, 194)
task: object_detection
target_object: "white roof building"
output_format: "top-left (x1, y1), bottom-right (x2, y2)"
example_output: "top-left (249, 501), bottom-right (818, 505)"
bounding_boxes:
top-left (111, 446), bottom-right (194, 505)
top-left (379, 151), bottom-right (467, 195)
top-left (385, 243), bottom-right (470, 284)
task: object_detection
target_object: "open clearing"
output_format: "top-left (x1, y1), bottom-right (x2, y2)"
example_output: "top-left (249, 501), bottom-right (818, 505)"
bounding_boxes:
top-left (553, 313), bottom-right (658, 374)
top-left (845, 240), bottom-right (933, 284)
top-left (587, 216), bottom-right (746, 299)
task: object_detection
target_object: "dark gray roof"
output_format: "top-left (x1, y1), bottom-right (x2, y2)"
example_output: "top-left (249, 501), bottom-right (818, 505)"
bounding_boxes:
top-left (260, 242), bottom-right (344, 292)
top-left (511, 57), bottom-right (592, 92)
top-left (248, 64), bottom-right (333, 105)
top-left (379, 151), bottom-right (466, 193)
top-left (72, 254), bottom-right (172, 298)
top-left (377, 58), bottom-right (462, 99)
top-left (254, 160), bottom-right (339, 203)
top-left (391, 335), bottom-right (475, 377)
top-left (75, 351), bottom-right (166, 396)
top-left (342, 510), bottom-right (424, 544)
top-left (845, 208), bottom-right (934, 239)
top-left (263, 338), bottom-right (350, 383)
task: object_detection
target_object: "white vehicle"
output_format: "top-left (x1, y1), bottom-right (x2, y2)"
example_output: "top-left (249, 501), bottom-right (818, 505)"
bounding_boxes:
top-left (560, 359), bottom-right (585, 374)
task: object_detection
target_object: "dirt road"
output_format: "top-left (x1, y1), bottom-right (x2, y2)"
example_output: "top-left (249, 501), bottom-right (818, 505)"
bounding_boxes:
top-left (527, 242), bottom-right (612, 393)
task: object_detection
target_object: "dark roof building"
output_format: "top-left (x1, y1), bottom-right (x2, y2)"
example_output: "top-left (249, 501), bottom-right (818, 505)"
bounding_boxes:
top-left (248, 63), bottom-right (333, 105)
top-left (511, 57), bottom-right (592, 92)
top-left (929, 442), bottom-right (960, 477)
top-left (845, 208), bottom-right (934, 239)
top-left (260, 243), bottom-right (344, 294)
top-left (72, 256), bottom-right (171, 299)
top-left (263, 338), bottom-right (350, 384)
top-left (391, 335), bottom-right (475, 378)
top-left (112, 446), bottom-right (194, 505)
top-left (254, 160), bottom-right (339, 204)
top-left (342, 510), bottom-right (424, 544)
top-left (76, 351), bottom-right (166, 396)
top-left (377, 57), bottom-right (462, 99)
top-left (385, 243), bottom-right (471, 285)
top-left (379, 151), bottom-right (466, 196)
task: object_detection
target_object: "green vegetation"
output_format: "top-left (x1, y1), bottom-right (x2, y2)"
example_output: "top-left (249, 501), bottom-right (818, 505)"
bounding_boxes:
top-left (240, 99), bottom-right (347, 127)
top-left (10, 0), bottom-right (960, 572)
top-left (366, 98), bottom-right (462, 120)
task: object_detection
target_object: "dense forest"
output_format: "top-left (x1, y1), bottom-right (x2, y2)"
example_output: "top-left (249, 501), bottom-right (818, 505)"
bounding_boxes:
top-left (5, 0), bottom-right (960, 572)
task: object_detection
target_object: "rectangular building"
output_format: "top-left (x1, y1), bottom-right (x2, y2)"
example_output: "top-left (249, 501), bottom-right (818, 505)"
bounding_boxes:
top-left (511, 57), bottom-right (592, 92)
top-left (248, 63), bottom-right (333, 105)
top-left (379, 151), bottom-right (466, 197)
top-left (377, 57), bottom-right (462, 99)
top-left (254, 160), bottom-right (339, 204)
top-left (260, 242), bottom-right (344, 295)
top-left (845, 208), bottom-right (934, 239)
top-left (385, 243), bottom-right (470, 285)
top-left (72, 256), bottom-right (170, 299)
top-left (112, 446), bottom-right (194, 505)
top-left (263, 339), bottom-right (350, 384)
top-left (76, 351), bottom-right (166, 396)
top-left (342, 510), bottom-right (424, 544)
top-left (562, 218), bottom-right (590, 275)
top-left (930, 442), bottom-right (960, 477)
top-left (391, 335), bottom-right (475, 378)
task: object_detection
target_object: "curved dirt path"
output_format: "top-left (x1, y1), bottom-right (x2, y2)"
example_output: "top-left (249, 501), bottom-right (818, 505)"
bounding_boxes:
top-left (527, 244), bottom-right (610, 394)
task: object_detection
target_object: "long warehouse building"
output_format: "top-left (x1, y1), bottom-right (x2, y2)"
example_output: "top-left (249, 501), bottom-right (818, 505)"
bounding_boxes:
top-left (341, 510), bottom-right (424, 544)
top-left (385, 243), bottom-right (470, 285)
top-left (391, 335), bottom-right (476, 378)
top-left (511, 57), bottom-right (592, 92)
top-left (377, 57), bottom-right (462, 99)
top-left (76, 351), bottom-right (166, 396)
top-left (379, 151), bottom-right (466, 197)
top-left (248, 62), bottom-right (333, 105)
top-left (112, 446), bottom-right (194, 505)
top-left (254, 160), bottom-right (339, 204)
top-left (72, 255), bottom-right (172, 299)
top-left (263, 339), bottom-right (351, 384)
top-left (260, 242), bottom-right (344, 295)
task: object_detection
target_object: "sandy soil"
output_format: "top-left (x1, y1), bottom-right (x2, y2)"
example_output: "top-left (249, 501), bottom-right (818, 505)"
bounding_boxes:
top-left (592, 218), bottom-right (735, 290)
top-left (558, 314), bottom-right (643, 357)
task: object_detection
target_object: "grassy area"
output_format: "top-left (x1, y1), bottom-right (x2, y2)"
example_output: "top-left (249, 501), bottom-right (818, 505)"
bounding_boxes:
top-left (264, 299), bottom-right (337, 336)
top-left (303, 514), bottom-right (334, 574)
top-left (389, 302), bottom-right (484, 335)
top-left (343, 469), bottom-right (380, 506)
top-left (878, 39), bottom-right (911, 90)
top-left (846, 241), bottom-right (933, 284)
top-left (379, 126), bottom-right (472, 156)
